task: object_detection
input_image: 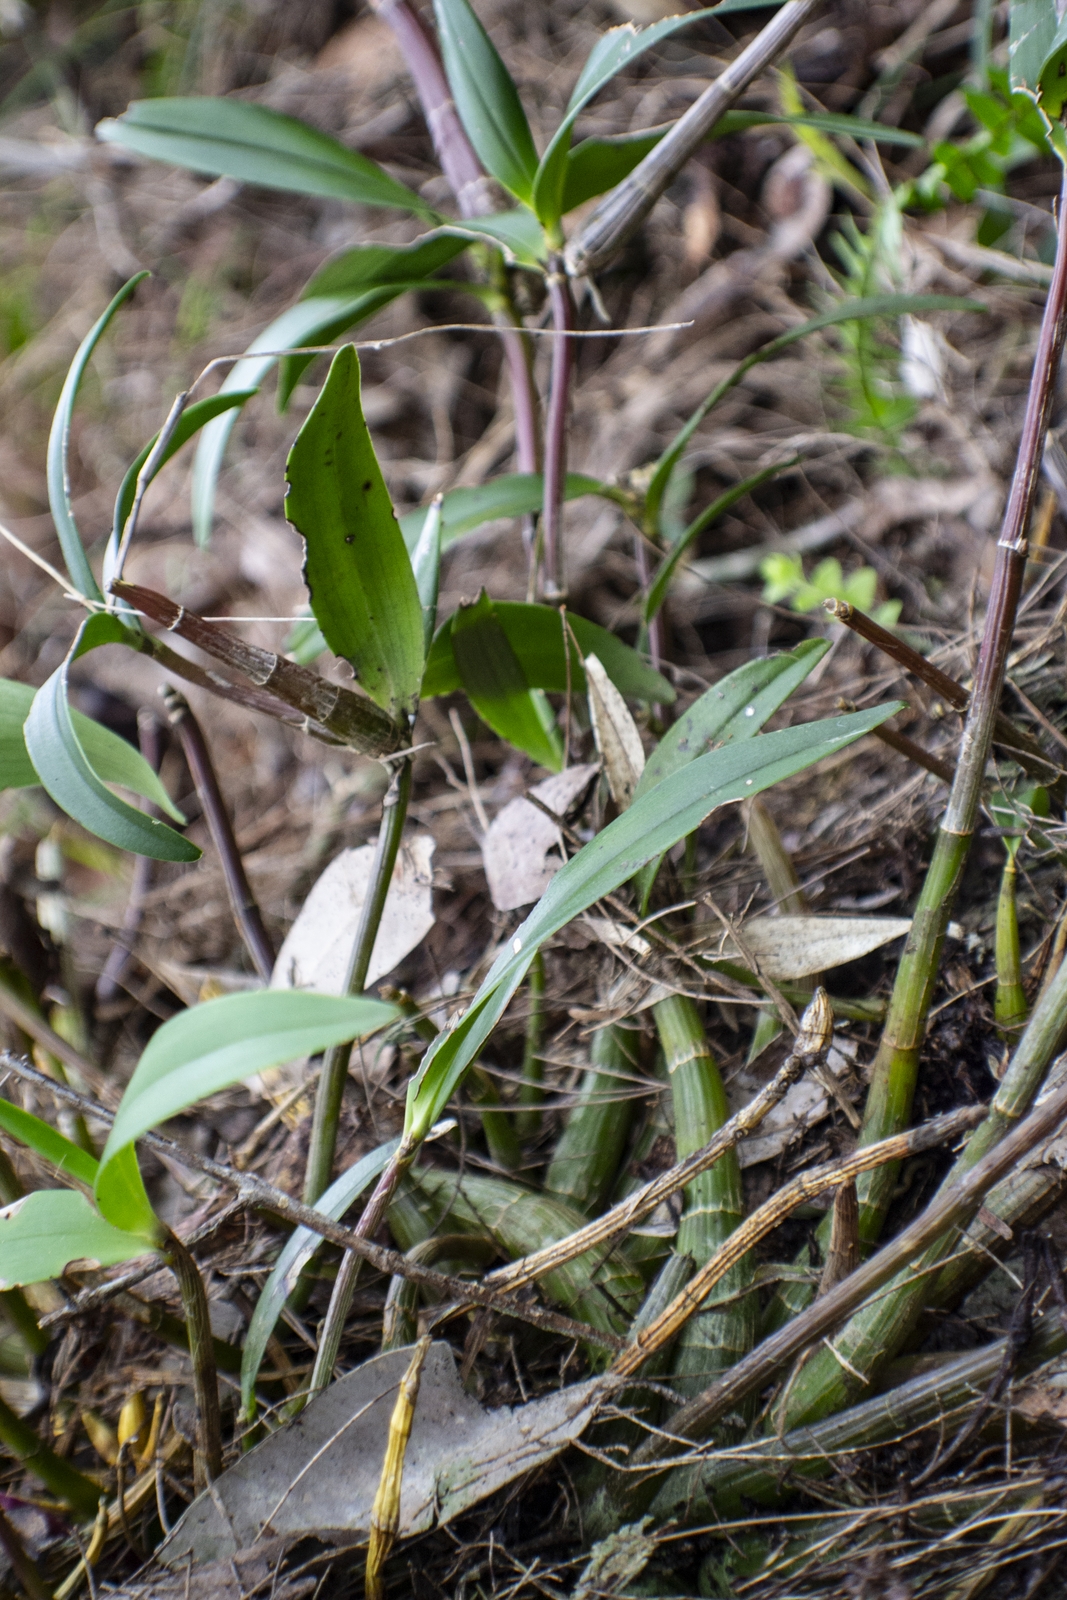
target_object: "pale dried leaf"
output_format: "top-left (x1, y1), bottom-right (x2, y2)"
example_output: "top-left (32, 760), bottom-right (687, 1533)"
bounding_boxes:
top-left (482, 765), bottom-right (598, 911)
top-left (715, 915), bottom-right (914, 979)
top-left (729, 1038), bottom-right (860, 1167)
top-left (160, 1343), bottom-right (601, 1567)
top-left (585, 653), bottom-right (645, 809)
top-left (271, 836), bottom-right (436, 994)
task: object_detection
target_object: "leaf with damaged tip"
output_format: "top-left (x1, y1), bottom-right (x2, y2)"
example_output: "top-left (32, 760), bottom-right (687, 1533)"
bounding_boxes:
top-left (482, 765), bottom-right (599, 911)
top-left (160, 1342), bottom-right (602, 1567)
top-left (585, 653), bottom-right (645, 810)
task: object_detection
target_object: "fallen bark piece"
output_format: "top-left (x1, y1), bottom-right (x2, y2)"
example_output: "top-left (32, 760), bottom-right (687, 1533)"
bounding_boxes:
top-left (159, 1342), bottom-right (601, 1567)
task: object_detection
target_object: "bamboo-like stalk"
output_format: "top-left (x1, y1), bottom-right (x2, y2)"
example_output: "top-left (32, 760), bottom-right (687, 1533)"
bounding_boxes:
top-left (161, 689), bottom-right (275, 982)
top-left (654, 995), bottom-right (753, 1395)
top-left (466, 1064), bottom-right (522, 1171)
top-left (541, 256), bottom-right (576, 601)
top-left (516, 950), bottom-right (546, 1138)
top-left (544, 1024), bottom-right (638, 1216)
top-left (849, 164), bottom-right (1067, 1247)
top-left (0, 1391), bottom-right (100, 1517)
top-left (163, 1229), bottom-right (222, 1487)
top-left (994, 848), bottom-right (1027, 1035)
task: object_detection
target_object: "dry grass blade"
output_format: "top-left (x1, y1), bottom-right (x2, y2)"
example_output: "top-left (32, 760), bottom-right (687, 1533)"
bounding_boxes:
top-left (365, 1334), bottom-right (431, 1600)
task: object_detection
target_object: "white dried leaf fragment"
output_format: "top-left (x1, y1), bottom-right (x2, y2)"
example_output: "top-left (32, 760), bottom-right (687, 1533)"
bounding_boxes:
top-left (482, 765), bottom-right (598, 911)
top-left (271, 835), bottom-right (436, 995)
top-left (716, 914), bottom-right (913, 979)
top-left (585, 653), bottom-right (645, 809)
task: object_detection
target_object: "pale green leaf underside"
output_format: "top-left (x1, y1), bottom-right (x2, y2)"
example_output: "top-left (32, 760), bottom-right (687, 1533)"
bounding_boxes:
top-left (0, 1189), bottom-right (152, 1289)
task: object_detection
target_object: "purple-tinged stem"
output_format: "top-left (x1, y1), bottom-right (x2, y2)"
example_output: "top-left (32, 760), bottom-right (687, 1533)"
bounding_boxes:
top-left (542, 255), bottom-right (576, 601)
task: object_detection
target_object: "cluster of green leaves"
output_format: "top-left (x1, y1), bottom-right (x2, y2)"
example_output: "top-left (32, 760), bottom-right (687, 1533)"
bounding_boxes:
top-left (760, 553), bottom-right (901, 628)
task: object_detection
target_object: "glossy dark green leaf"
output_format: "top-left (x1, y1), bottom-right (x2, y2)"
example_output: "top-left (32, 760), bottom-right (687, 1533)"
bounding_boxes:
top-left (2, 675), bottom-right (184, 820)
top-left (644, 460), bottom-right (792, 624)
top-left (645, 294), bottom-right (984, 529)
top-left (22, 654), bottom-right (198, 861)
top-left (99, 992), bottom-right (398, 1186)
top-left (240, 1137), bottom-right (400, 1416)
top-left (423, 600), bottom-right (673, 704)
top-left (405, 702), bottom-right (902, 1140)
top-left (47, 272), bottom-right (149, 603)
top-left (561, 111), bottom-right (923, 214)
top-left (96, 99), bottom-right (428, 212)
top-left (285, 345), bottom-right (424, 720)
top-left (104, 390), bottom-right (257, 587)
top-left (0, 1189), bottom-right (152, 1290)
top-left (0, 1098), bottom-right (99, 1188)
top-left (1010, 0), bottom-right (1067, 109)
top-left (433, 0), bottom-right (538, 201)
top-left (451, 591), bottom-right (563, 771)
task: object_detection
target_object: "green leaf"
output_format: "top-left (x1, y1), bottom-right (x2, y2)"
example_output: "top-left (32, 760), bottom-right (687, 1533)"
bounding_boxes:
top-left (22, 649), bottom-right (198, 862)
top-left (410, 496), bottom-right (442, 655)
top-left (451, 591), bottom-right (563, 771)
top-left (47, 271), bottom-right (149, 603)
top-left (400, 471), bottom-right (612, 552)
top-left (285, 345), bottom-right (424, 721)
top-left (533, 8), bottom-right (720, 228)
top-left (0, 1189), bottom-right (153, 1289)
top-left (1010, 0), bottom-right (1067, 111)
top-left (433, 0), bottom-right (538, 201)
top-left (3, 675), bottom-right (185, 822)
top-left (0, 1098), bottom-right (98, 1187)
top-left (240, 1137), bottom-right (400, 1417)
top-left (444, 208), bottom-right (548, 266)
top-left (71, 613), bottom-right (134, 659)
top-left (96, 99), bottom-right (429, 212)
top-left (98, 991), bottom-right (398, 1183)
top-left (561, 111), bottom-right (923, 214)
top-left (405, 702), bottom-right (902, 1140)
top-left (644, 459), bottom-right (792, 625)
top-left (94, 1141), bottom-right (159, 1241)
top-left (423, 601), bottom-right (673, 704)
top-left (104, 390), bottom-right (257, 587)
top-left (278, 233), bottom-right (470, 404)
top-left (644, 294), bottom-right (984, 529)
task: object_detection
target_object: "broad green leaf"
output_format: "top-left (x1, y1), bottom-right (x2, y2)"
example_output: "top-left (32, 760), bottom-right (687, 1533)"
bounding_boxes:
top-left (99, 992), bottom-right (398, 1181)
top-left (1010, 0), bottom-right (1067, 112)
top-left (644, 294), bottom-right (984, 529)
top-left (47, 271), bottom-right (149, 603)
top-left (104, 390), bottom-right (257, 588)
top-left (644, 460), bottom-right (791, 625)
top-left (0, 1189), bottom-right (152, 1289)
top-left (451, 591), bottom-right (564, 771)
top-left (23, 652), bottom-right (197, 862)
top-left (278, 232), bottom-right (470, 404)
top-left (533, 8), bottom-right (720, 228)
top-left (5, 674), bottom-right (187, 825)
top-left (240, 1137), bottom-right (399, 1417)
top-left (0, 1098), bottom-right (98, 1187)
top-left (633, 640), bottom-right (828, 907)
top-left (400, 471), bottom-right (613, 551)
top-left (561, 112), bottom-right (923, 215)
top-left (410, 496), bottom-right (442, 654)
top-left (285, 346), bottom-right (424, 721)
top-left (423, 602), bottom-right (673, 704)
top-left (445, 208), bottom-right (548, 266)
top-left (71, 612), bottom-right (134, 659)
top-left (96, 99), bottom-right (428, 212)
top-left (433, 0), bottom-right (538, 201)
top-left (405, 702), bottom-right (902, 1140)
top-left (94, 1140), bottom-right (159, 1241)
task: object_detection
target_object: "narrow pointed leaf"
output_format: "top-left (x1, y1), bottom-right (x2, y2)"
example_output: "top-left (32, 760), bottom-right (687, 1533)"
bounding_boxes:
top-left (94, 1141), bottom-right (160, 1241)
top-left (452, 592), bottom-right (563, 770)
top-left (411, 497), bottom-right (442, 654)
top-left (400, 472), bottom-right (611, 551)
top-left (445, 209), bottom-right (548, 265)
top-left (285, 345), bottom-right (424, 720)
top-left (240, 1137), bottom-right (400, 1415)
top-left (433, 0), bottom-right (538, 200)
top-left (0, 1099), bottom-right (98, 1187)
top-left (0, 1190), bottom-right (153, 1288)
top-left (99, 992), bottom-right (398, 1180)
top-left (22, 658), bottom-right (198, 860)
top-left (405, 703), bottom-right (902, 1140)
top-left (97, 99), bottom-right (428, 212)
top-left (47, 271), bottom-right (149, 603)
top-left (423, 601), bottom-right (673, 704)
top-left (1010, 0), bottom-right (1067, 108)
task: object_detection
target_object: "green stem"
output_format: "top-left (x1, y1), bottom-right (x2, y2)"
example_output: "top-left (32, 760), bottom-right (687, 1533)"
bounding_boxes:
top-left (516, 950), bottom-right (546, 1138)
top-left (304, 759), bottom-right (413, 1206)
top-left (164, 1229), bottom-right (222, 1485)
top-left (544, 1024), bottom-right (638, 1215)
top-left (654, 995), bottom-right (753, 1395)
top-left (467, 1065), bottom-right (522, 1170)
top-left (0, 1392), bottom-right (100, 1518)
top-left (994, 852), bottom-right (1027, 1035)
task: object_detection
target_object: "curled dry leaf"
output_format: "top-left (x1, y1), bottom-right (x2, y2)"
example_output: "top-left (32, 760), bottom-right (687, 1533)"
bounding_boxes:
top-left (713, 914), bottom-right (914, 979)
top-left (482, 764), bottom-right (598, 911)
top-left (585, 653), bottom-right (645, 809)
top-left (159, 1342), bottom-right (601, 1567)
top-left (272, 836), bottom-right (436, 994)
